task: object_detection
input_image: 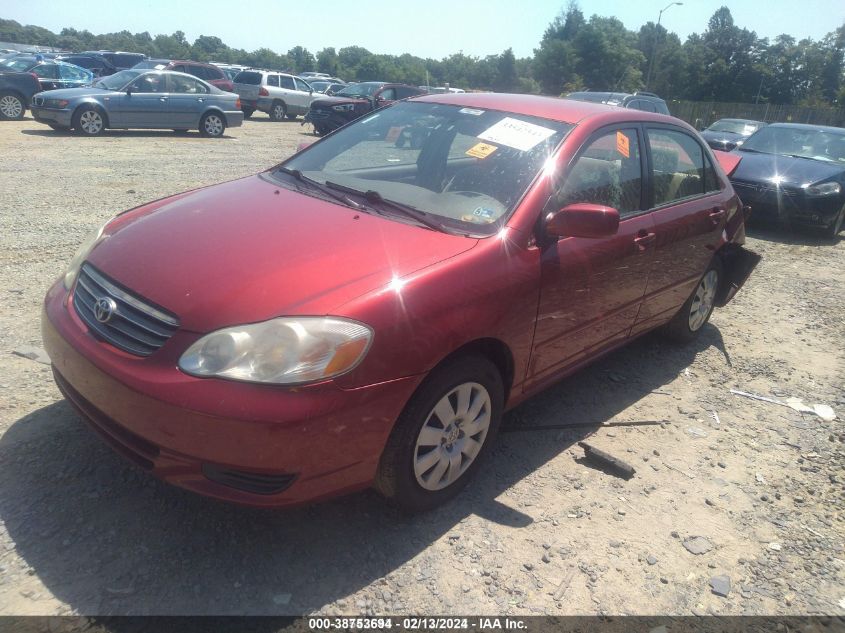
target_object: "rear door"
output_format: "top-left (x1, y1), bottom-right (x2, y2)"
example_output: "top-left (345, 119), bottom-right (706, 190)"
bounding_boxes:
top-left (31, 63), bottom-right (61, 90)
top-left (528, 126), bottom-right (655, 385)
top-left (631, 125), bottom-right (729, 335)
top-left (167, 74), bottom-right (210, 127)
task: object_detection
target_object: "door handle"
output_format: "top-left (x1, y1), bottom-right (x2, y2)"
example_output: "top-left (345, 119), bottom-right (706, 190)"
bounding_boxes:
top-left (633, 231), bottom-right (656, 251)
top-left (709, 208), bottom-right (726, 226)
top-left (196, 98), bottom-right (204, 102)
top-left (159, 97), bottom-right (167, 102)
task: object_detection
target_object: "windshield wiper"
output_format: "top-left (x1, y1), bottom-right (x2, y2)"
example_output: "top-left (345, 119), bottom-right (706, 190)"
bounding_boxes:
top-left (736, 147), bottom-right (770, 154)
top-left (276, 167), bottom-right (365, 210)
top-left (323, 181), bottom-right (446, 232)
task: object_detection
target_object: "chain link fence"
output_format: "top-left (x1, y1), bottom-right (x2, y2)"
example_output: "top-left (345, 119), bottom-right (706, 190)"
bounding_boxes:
top-left (668, 100), bottom-right (845, 129)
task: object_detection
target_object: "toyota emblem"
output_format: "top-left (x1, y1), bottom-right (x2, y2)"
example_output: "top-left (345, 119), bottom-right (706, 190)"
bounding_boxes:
top-left (94, 297), bottom-right (117, 323)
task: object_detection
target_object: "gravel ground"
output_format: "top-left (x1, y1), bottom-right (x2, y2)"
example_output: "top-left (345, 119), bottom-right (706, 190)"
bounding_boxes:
top-left (0, 114), bottom-right (843, 617)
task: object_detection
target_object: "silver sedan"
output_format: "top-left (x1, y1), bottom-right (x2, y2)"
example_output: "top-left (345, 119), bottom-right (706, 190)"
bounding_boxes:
top-left (30, 69), bottom-right (244, 137)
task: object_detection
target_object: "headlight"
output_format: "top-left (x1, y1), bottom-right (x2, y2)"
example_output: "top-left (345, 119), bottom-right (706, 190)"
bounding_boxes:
top-left (46, 98), bottom-right (69, 108)
top-left (62, 222), bottom-right (108, 290)
top-left (332, 104), bottom-right (356, 112)
top-left (804, 182), bottom-right (841, 197)
top-left (178, 317), bottom-right (373, 385)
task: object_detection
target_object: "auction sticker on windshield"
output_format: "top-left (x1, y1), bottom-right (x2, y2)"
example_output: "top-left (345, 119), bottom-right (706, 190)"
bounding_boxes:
top-left (466, 142), bottom-right (498, 159)
top-left (478, 117), bottom-right (556, 151)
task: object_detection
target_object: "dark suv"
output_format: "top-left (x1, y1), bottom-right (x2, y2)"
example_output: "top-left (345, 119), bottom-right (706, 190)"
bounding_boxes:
top-left (57, 53), bottom-right (117, 77)
top-left (132, 59), bottom-right (234, 92)
top-left (80, 51), bottom-right (147, 71)
top-left (305, 81), bottom-right (424, 135)
top-left (565, 91), bottom-right (670, 115)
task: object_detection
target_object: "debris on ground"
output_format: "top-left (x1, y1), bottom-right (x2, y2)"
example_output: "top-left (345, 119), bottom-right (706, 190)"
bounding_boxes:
top-left (578, 441), bottom-right (636, 479)
top-left (683, 536), bottom-right (714, 555)
top-left (709, 575), bottom-right (731, 597)
top-left (12, 346), bottom-right (50, 365)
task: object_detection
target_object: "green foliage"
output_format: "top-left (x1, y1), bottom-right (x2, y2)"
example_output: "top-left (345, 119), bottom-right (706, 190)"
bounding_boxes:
top-left (0, 7), bottom-right (842, 105)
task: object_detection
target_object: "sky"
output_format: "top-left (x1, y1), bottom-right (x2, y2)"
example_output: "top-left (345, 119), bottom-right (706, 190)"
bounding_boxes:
top-left (3, 0), bottom-right (844, 59)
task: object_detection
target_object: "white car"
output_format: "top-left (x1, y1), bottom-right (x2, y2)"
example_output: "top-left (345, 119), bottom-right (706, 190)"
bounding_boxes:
top-left (232, 70), bottom-right (315, 120)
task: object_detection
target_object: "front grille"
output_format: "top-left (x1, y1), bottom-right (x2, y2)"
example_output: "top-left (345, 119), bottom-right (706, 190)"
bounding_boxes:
top-left (309, 109), bottom-right (331, 119)
top-left (202, 464), bottom-right (296, 495)
top-left (73, 263), bottom-right (179, 357)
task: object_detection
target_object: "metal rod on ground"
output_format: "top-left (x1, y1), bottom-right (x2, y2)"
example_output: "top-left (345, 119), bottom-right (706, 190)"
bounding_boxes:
top-left (501, 420), bottom-right (664, 433)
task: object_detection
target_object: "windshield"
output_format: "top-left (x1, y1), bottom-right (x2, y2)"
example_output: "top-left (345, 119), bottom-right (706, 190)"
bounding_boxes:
top-left (740, 126), bottom-right (845, 163)
top-left (336, 82), bottom-right (382, 98)
top-left (95, 69), bottom-right (143, 90)
top-left (0, 58), bottom-right (35, 72)
top-left (277, 101), bottom-right (572, 234)
top-left (309, 81), bottom-right (330, 91)
top-left (707, 120), bottom-right (761, 135)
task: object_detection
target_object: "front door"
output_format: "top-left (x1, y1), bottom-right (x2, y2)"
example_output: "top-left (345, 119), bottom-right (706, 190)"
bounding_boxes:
top-left (528, 126), bottom-right (655, 386)
top-left (631, 125), bottom-right (730, 336)
top-left (117, 72), bottom-right (171, 127)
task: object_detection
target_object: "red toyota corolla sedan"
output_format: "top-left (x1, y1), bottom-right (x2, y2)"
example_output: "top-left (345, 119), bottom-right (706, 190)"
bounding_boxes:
top-left (42, 93), bottom-right (759, 512)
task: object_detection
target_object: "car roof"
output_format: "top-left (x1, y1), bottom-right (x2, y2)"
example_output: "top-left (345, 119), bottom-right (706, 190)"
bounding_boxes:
top-left (715, 118), bottom-right (765, 124)
top-left (766, 122), bottom-right (845, 134)
top-left (413, 92), bottom-right (682, 126)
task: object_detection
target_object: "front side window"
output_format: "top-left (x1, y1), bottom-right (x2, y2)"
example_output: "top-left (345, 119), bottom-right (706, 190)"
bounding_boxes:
top-left (378, 88), bottom-right (396, 101)
top-left (554, 128), bottom-right (643, 217)
top-left (647, 128), bottom-right (711, 205)
top-left (95, 69), bottom-right (142, 90)
top-left (60, 64), bottom-right (89, 81)
top-left (294, 78), bottom-right (310, 92)
top-left (278, 101), bottom-right (572, 234)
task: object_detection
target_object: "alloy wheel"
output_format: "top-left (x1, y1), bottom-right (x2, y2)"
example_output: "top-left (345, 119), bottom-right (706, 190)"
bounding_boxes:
top-left (0, 95), bottom-right (22, 119)
top-left (688, 269), bottom-right (718, 331)
top-left (413, 382), bottom-right (492, 491)
top-left (273, 104), bottom-right (285, 119)
top-left (204, 115), bottom-right (223, 136)
top-left (79, 110), bottom-right (103, 134)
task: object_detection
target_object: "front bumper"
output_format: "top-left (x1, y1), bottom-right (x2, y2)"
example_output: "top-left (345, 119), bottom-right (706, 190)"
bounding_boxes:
top-left (732, 181), bottom-right (843, 228)
top-left (42, 280), bottom-right (421, 507)
top-left (307, 109), bottom-right (353, 133)
top-left (31, 106), bottom-right (73, 127)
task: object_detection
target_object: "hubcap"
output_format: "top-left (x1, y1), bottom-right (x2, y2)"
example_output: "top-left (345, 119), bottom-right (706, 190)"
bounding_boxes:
top-left (0, 95), bottom-right (22, 118)
top-left (414, 382), bottom-right (492, 491)
top-left (689, 269), bottom-right (718, 331)
top-left (204, 115), bottom-right (223, 136)
top-left (80, 110), bottom-right (102, 134)
top-left (274, 105), bottom-right (284, 118)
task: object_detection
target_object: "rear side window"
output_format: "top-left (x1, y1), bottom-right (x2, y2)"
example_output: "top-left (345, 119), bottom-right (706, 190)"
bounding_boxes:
top-left (32, 64), bottom-right (59, 79)
top-left (234, 71), bottom-right (262, 85)
top-left (395, 86), bottom-right (419, 99)
top-left (647, 128), bottom-right (717, 205)
top-left (627, 99), bottom-right (656, 113)
top-left (204, 65), bottom-right (223, 80)
top-left (555, 128), bottom-right (643, 217)
top-left (378, 88), bottom-right (396, 100)
top-left (60, 65), bottom-right (89, 81)
top-left (279, 75), bottom-right (295, 90)
top-left (267, 75), bottom-right (279, 87)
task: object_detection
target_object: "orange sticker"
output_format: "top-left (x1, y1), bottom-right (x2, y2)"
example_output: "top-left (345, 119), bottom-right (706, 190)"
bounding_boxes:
top-left (466, 142), bottom-right (498, 159)
top-left (385, 126), bottom-right (403, 143)
top-left (616, 131), bottom-right (630, 158)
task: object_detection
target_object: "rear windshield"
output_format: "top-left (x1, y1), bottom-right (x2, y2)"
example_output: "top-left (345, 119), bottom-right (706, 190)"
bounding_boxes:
top-left (133, 60), bottom-right (168, 70)
top-left (234, 71), bottom-right (262, 85)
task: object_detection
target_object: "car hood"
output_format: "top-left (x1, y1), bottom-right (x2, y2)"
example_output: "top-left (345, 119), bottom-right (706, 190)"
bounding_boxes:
top-left (311, 95), bottom-right (368, 107)
top-left (34, 87), bottom-right (109, 100)
top-left (701, 130), bottom-right (743, 142)
top-left (86, 174), bottom-right (477, 332)
top-left (730, 150), bottom-right (845, 187)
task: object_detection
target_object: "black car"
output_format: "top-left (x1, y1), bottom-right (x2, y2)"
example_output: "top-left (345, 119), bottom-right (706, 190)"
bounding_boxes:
top-left (565, 90), bottom-right (670, 115)
top-left (730, 123), bottom-right (845, 236)
top-left (700, 118), bottom-right (767, 151)
top-left (0, 69), bottom-right (41, 119)
top-left (79, 50), bottom-right (147, 70)
top-left (305, 81), bottom-right (424, 135)
top-left (57, 53), bottom-right (117, 77)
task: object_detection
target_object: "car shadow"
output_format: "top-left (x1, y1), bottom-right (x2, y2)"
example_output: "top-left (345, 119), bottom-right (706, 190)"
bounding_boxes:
top-left (0, 327), bottom-right (721, 615)
top-left (746, 221), bottom-right (842, 246)
top-left (19, 129), bottom-right (237, 139)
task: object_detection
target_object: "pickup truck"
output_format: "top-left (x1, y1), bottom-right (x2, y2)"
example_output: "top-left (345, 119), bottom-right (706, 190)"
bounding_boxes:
top-left (0, 70), bottom-right (41, 120)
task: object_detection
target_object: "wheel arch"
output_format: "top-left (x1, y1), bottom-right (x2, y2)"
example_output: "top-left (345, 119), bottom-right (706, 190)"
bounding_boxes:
top-left (202, 107), bottom-right (227, 126)
top-left (429, 337), bottom-right (515, 404)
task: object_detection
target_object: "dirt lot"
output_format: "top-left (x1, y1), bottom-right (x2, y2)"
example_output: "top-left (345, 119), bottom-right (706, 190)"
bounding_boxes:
top-left (0, 114), bottom-right (843, 617)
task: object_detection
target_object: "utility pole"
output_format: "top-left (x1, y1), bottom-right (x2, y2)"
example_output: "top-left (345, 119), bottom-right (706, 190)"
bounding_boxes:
top-left (645, 2), bottom-right (683, 91)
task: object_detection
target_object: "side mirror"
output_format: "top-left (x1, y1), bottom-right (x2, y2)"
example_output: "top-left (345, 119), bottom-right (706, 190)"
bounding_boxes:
top-left (125, 86), bottom-right (132, 95)
top-left (545, 203), bottom-right (620, 239)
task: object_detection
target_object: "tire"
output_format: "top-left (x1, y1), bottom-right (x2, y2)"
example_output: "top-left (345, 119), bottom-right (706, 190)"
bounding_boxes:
top-left (199, 112), bottom-right (226, 137)
top-left (269, 100), bottom-right (287, 121)
top-left (663, 257), bottom-right (723, 343)
top-left (823, 203), bottom-right (844, 238)
top-left (375, 355), bottom-right (504, 513)
top-left (72, 105), bottom-right (106, 136)
top-left (0, 91), bottom-right (24, 120)
top-left (242, 107), bottom-right (255, 119)
top-left (285, 113), bottom-right (298, 121)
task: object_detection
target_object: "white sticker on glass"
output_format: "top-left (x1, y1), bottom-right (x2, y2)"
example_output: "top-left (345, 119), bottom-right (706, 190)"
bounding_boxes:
top-left (478, 117), bottom-right (556, 151)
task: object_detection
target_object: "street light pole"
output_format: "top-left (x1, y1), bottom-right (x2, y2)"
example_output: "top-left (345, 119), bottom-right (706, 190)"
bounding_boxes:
top-left (645, 1), bottom-right (683, 91)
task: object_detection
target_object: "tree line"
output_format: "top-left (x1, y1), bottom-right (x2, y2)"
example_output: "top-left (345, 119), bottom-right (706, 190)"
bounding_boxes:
top-left (1, 3), bottom-right (843, 106)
